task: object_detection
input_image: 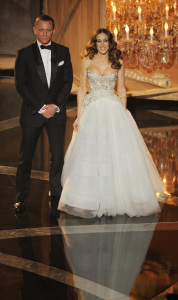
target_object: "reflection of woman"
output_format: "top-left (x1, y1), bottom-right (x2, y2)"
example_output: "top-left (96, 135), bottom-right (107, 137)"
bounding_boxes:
top-left (58, 214), bottom-right (159, 299)
top-left (58, 28), bottom-right (166, 218)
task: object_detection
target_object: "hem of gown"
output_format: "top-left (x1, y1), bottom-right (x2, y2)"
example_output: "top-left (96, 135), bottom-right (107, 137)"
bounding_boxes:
top-left (58, 200), bottom-right (165, 219)
top-left (58, 202), bottom-right (97, 218)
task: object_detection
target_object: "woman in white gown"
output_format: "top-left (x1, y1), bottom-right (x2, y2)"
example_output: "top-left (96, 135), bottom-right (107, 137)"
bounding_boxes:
top-left (58, 28), bottom-right (166, 218)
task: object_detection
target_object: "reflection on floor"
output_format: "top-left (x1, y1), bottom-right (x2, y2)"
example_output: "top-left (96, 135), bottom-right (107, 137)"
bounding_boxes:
top-left (0, 76), bottom-right (178, 300)
top-left (141, 128), bottom-right (178, 200)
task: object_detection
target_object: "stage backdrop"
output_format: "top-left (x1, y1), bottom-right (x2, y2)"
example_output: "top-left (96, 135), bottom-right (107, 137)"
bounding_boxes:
top-left (43, 0), bottom-right (106, 87)
top-left (0, 0), bottom-right (41, 55)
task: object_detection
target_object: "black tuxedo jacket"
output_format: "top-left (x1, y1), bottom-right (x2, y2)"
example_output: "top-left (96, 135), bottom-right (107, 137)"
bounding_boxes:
top-left (15, 41), bottom-right (73, 126)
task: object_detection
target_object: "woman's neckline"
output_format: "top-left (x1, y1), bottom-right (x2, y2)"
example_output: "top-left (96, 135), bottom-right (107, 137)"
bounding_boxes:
top-left (87, 71), bottom-right (117, 77)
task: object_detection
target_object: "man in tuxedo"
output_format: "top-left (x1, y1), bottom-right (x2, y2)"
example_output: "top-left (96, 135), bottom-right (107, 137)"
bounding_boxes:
top-left (14, 14), bottom-right (73, 213)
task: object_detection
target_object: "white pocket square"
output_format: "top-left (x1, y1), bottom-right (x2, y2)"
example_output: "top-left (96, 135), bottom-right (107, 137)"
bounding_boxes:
top-left (58, 60), bottom-right (64, 66)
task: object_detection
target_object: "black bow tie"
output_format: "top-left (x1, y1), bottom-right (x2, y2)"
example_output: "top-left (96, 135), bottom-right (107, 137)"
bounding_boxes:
top-left (40, 45), bottom-right (52, 50)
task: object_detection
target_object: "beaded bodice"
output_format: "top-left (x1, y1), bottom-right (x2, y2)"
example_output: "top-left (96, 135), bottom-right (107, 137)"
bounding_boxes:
top-left (88, 72), bottom-right (117, 91)
top-left (82, 72), bottom-right (118, 111)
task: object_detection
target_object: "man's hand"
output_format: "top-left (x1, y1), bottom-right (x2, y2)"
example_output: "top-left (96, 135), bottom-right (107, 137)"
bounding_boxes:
top-left (41, 104), bottom-right (56, 119)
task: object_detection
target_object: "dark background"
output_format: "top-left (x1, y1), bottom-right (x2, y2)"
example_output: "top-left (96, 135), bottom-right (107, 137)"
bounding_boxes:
top-left (0, 0), bottom-right (41, 55)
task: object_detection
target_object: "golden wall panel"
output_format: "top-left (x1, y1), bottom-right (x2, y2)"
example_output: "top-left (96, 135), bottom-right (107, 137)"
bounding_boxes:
top-left (44, 0), bottom-right (102, 81)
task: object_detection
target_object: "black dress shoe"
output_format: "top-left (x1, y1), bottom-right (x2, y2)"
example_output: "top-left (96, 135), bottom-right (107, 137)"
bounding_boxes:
top-left (13, 199), bottom-right (26, 213)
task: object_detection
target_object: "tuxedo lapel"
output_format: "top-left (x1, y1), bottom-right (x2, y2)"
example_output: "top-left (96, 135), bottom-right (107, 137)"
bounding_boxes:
top-left (32, 42), bottom-right (48, 88)
top-left (50, 42), bottom-right (58, 87)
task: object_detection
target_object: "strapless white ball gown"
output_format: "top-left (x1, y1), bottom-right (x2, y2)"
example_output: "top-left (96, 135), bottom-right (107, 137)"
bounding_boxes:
top-left (58, 72), bottom-right (166, 218)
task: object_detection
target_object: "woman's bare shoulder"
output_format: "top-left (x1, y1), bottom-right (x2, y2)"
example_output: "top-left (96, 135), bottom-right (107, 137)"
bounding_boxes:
top-left (82, 57), bottom-right (92, 65)
top-left (82, 57), bottom-right (93, 71)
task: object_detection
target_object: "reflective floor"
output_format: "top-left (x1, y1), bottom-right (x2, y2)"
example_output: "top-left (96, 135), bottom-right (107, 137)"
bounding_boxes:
top-left (0, 76), bottom-right (178, 300)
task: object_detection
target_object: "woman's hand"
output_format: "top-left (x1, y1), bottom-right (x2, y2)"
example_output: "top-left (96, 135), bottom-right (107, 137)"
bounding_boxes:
top-left (73, 117), bottom-right (80, 132)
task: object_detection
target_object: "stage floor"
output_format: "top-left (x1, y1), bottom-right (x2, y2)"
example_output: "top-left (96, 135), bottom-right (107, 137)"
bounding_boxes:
top-left (0, 77), bottom-right (178, 300)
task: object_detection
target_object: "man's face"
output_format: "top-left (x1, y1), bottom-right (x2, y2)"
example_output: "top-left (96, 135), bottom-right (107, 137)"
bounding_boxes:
top-left (33, 20), bottom-right (55, 45)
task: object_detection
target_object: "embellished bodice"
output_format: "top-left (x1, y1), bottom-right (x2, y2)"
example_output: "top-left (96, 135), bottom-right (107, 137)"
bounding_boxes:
top-left (88, 72), bottom-right (117, 91)
top-left (82, 72), bottom-right (118, 111)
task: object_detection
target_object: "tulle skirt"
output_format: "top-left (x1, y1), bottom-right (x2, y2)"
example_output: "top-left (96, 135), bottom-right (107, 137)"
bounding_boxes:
top-left (58, 93), bottom-right (166, 218)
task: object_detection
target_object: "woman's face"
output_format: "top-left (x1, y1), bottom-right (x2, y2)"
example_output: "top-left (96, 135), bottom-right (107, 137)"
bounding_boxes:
top-left (96, 32), bottom-right (109, 55)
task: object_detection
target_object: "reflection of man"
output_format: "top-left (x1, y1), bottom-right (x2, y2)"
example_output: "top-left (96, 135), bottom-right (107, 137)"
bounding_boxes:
top-left (14, 15), bottom-right (73, 213)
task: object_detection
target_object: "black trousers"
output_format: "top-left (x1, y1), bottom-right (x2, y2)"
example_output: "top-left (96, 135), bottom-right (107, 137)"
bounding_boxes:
top-left (16, 121), bottom-right (66, 200)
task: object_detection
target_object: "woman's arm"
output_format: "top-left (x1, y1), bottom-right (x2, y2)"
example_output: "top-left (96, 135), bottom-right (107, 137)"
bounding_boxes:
top-left (73, 58), bottom-right (89, 131)
top-left (117, 60), bottom-right (127, 109)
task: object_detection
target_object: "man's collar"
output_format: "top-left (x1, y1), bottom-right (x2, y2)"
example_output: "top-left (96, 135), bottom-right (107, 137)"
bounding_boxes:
top-left (37, 40), bottom-right (52, 49)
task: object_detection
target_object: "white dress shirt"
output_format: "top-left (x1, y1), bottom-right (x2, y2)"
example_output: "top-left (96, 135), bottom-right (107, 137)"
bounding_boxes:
top-left (37, 40), bottom-right (60, 114)
top-left (37, 40), bottom-right (51, 87)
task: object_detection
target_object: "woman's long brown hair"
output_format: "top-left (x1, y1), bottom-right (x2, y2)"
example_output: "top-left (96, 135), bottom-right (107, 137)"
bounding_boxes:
top-left (81, 28), bottom-right (123, 70)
